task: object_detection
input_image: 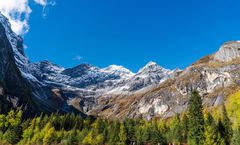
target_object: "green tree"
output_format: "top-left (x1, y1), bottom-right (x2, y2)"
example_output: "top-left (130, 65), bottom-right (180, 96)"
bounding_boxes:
top-left (82, 130), bottom-right (93, 145)
top-left (21, 121), bottom-right (34, 144)
top-left (67, 128), bottom-right (78, 145)
top-left (108, 120), bottom-right (120, 145)
top-left (3, 110), bottom-right (23, 144)
top-left (55, 129), bottom-right (64, 144)
top-left (125, 118), bottom-right (135, 144)
top-left (181, 113), bottom-right (188, 143)
top-left (221, 104), bottom-right (233, 145)
top-left (136, 124), bottom-right (149, 144)
top-left (204, 112), bottom-right (224, 145)
top-left (43, 126), bottom-right (56, 145)
top-left (187, 91), bottom-right (204, 145)
top-left (232, 127), bottom-right (240, 145)
top-left (149, 119), bottom-right (166, 145)
top-left (170, 114), bottom-right (183, 145)
top-left (6, 109), bottom-right (22, 127)
top-left (0, 114), bottom-right (7, 132)
top-left (82, 119), bottom-right (105, 145)
top-left (3, 126), bottom-right (22, 144)
top-left (118, 123), bottom-right (127, 145)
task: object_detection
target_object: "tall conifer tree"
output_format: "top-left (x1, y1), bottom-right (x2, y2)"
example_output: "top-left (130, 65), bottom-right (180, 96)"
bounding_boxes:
top-left (187, 91), bottom-right (204, 145)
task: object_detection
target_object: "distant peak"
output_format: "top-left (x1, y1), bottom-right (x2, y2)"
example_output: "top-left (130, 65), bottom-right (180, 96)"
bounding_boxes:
top-left (37, 60), bottom-right (63, 68)
top-left (101, 64), bottom-right (135, 78)
top-left (142, 61), bottom-right (162, 69)
top-left (146, 61), bottom-right (158, 66)
top-left (107, 64), bottom-right (125, 69)
top-left (72, 63), bottom-right (98, 71)
top-left (40, 60), bottom-right (52, 64)
top-left (138, 61), bottom-right (169, 74)
top-left (104, 65), bottom-right (132, 72)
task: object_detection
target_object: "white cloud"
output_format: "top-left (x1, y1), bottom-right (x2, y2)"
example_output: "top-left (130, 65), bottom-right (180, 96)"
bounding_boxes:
top-left (0, 0), bottom-right (54, 35)
top-left (34, 0), bottom-right (47, 6)
top-left (73, 55), bottom-right (83, 61)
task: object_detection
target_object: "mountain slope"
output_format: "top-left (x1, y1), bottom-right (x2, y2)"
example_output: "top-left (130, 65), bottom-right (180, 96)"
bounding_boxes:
top-left (0, 13), bottom-right (86, 116)
top-left (0, 12), bottom-right (239, 119)
top-left (0, 12), bottom-right (37, 114)
top-left (87, 42), bottom-right (240, 119)
top-left (107, 61), bottom-right (179, 94)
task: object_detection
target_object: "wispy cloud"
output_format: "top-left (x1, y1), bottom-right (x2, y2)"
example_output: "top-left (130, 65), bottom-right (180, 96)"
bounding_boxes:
top-left (0, 0), bottom-right (55, 35)
top-left (73, 55), bottom-right (83, 61)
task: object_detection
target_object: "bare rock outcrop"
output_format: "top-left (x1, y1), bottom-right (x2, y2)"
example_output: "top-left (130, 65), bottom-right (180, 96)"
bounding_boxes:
top-left (214, 41), bottom-right (240, 62)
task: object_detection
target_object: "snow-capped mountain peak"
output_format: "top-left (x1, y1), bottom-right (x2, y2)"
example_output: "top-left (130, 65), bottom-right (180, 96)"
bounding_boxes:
top-left (145, 61), bottom-right (158, 66)
top-left (137, 61), bottom-right (170, 75)
top-left (101, 65), bottom-right (134, 79)
top-left (31, 60), bottom-right (65, 73)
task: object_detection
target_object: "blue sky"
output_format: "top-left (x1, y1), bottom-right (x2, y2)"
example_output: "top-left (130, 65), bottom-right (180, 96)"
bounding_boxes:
top-left (25, 0), bottom-right (240, 72)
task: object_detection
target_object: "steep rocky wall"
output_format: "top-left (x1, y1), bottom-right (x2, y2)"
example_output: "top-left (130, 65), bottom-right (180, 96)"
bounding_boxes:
top-left (214, 41), bottom-right (240, 62)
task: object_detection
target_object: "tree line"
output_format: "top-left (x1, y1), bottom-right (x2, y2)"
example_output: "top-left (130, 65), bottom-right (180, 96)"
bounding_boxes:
top-left (0, 90), bottom-right (239, 145)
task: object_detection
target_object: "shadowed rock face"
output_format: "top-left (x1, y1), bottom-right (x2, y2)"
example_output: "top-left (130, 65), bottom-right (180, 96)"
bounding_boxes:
top-left (0, 12), bottom-right (35, 113)
top-left (0, 14), bottom-right (30, 104)
top-left (0, 13), bottom-right (86, 116)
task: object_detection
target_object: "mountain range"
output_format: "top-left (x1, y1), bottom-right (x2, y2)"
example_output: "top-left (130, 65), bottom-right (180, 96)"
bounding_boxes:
top-left (0, 12), bottom-right (239, 119)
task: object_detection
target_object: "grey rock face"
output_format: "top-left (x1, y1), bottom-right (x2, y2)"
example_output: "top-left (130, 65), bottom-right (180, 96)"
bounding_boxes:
top-left (214, 41), bottom-right (240, 62)
top-left (89, 49), bottom-right (240, 119)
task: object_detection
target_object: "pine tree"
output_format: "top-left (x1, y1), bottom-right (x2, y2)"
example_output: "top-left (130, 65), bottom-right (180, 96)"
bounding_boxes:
top-left (170, 114), bottom-right (182, 145)
top-left (0, 114), bottom-right (7, 132)
top-left (82, 130), bottom-right (94, 145)
top-left (187, 90), bottom-right (204, 145)
top-left (55, 129), bottom-right (64, 144)
top-left (95, 134), bottom-right (104, 145)
top-left (3, 125), bottom-right (22, 144)
top-left (204, 112), bottom-right (224, 145)
top-left (67, 128), bottom-right (78, 145)
top-left (221, 104), bottom-right (233, 145)
top-left (118, 123), bottom-right (127, 145)
top-left (149, 119), bottom-right (166, 144)
top-left (181, 113), bottom-right (188, 143)
top-left (43, 126), bottom-right (56, 145)
top-left (232, 127), bottom-right (240, 145)
top-left (6, 109), bottom-right (22, 127)
top-left (135, 124), bottom-right (146, 144)
top-left (108, 120), bottom-right (120, 145)
top-left (125, 118), bottom-right (135, 144)
top-left (2, 110), bottom-right (23, 144)
top-left (21, 119), bottom-right (35, 144)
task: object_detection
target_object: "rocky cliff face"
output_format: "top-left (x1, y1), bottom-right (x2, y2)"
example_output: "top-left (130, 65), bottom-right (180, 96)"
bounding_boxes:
top-left (214, 41), bottom-right (240, 62)
top-left (88, 50), bottom-right (240, 119)
top-left (0, 13), bottom-right (31, 110)
top-left (0, 12), bottom-right (239, 119)
top-left (0, 13), bottom-right (85, 115)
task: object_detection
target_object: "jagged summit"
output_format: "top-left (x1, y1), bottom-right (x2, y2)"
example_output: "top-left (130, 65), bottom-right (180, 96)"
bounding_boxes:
top-left (63, 63), bottom-right (99, 77)
top-left (136, 61), bottom-right (170, 77)
top-left (101, 64), bottom-right (134, 79)
top-left (145, 61), bottom-right (157, 66)
top-left (141, 61), bottom-right (158, 68)
top-left (214, 41), bottom-right (240, 62)
top-left (31, 60), bottom-right (65, 72)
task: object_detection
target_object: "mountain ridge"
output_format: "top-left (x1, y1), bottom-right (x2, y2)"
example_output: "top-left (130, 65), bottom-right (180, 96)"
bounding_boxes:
top-left (0, 12), bottom-right (239, 119)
